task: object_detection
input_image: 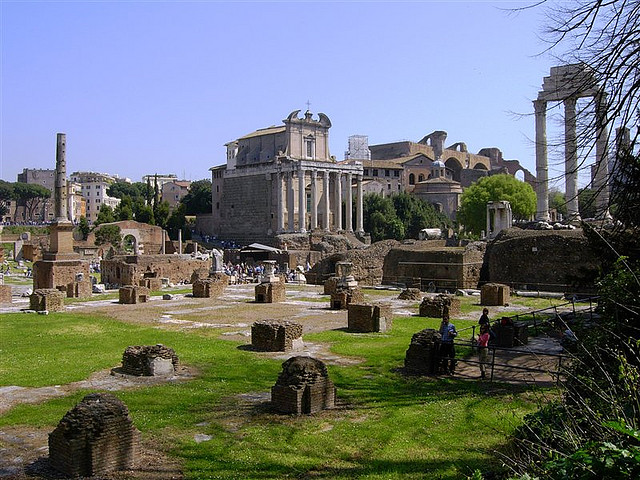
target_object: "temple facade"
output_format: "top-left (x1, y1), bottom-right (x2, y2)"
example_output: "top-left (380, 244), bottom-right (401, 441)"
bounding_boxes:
top-left (210, 110), bottom-right (365, 245)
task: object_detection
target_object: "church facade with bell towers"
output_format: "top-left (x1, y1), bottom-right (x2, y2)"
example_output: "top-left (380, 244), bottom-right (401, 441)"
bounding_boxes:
top-left (210, 109), bottom-right (365, 245)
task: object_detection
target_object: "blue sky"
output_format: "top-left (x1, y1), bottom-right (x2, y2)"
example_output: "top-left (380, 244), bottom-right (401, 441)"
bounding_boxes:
top-left (1, 1), bottom-right (573, 188)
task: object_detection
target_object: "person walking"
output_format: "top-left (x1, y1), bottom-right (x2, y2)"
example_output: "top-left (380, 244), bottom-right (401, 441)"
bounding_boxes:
top-left (479, 308), bottom-right (490, 327)
top-left (477, 323), bottom-right (490, 379)
top-left (439, 313), bottom-right (457, 375)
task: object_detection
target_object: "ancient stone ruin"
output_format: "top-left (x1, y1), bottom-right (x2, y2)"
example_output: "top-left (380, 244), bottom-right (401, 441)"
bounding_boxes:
top-left (119, 285), bottom-right (150, 304)
top-left (48, 392), bottom-right (140, 477)
top-left (271, 356), bottom-right (336, 415)
top-left (481, 283), bottom-right (510, 306)
top-left (398, 288), bottom-right (423, 301)
top-left (0, 274), bottom-right (11, 304)
top-left (251, 320), bottom-right (304, 352)
top-left (139, 271), bottom-right (162, 291)
top-left (120, 344), bottom-right (179, 376)
top-left (419, 294), bottom-right (460, 318)
top-left (347, 303), bottom-right (392, 332)
top-left (255, 260), bottom-right (286, 303)
top-left (404, 328), bottom-right (441, 375)
top-left (193, 273), bottom-right (228, 298)
top-left (30, 288), bottom-right (65, 312)
top-left (330, 261), bottom-right (364, 310)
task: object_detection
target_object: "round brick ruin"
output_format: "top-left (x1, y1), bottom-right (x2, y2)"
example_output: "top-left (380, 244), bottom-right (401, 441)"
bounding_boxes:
top-left (271, 356), bottom-right (336, 415)
top-left (404, 328), bottom-right (442, 375)
top-left (120, 344), bottom-right (179, 376)
top-left (398, 288), bottom-right (423, 301)
top-left (418, 294), bottom-right (461, 318)
top-left (48, 392), bottom-right (140, 477)
top-left (251, 320), bottom-right (303, 352)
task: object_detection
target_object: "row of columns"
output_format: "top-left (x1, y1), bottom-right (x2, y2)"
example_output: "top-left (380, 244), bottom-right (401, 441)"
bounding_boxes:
top-left (534, 93), bottom-right (610, 222)
top-left (275, 168), bottom-right (364, 234)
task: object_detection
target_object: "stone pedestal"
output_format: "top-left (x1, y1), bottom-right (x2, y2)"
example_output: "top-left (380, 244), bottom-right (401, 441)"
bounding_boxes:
top-left (255, 281), bottom-right (286, 303)
top-left (271, 357), bottom-right (336, 415)
top-left (33, 258), bottom-right (91, 298)
top-left (323, 277), bottom-right (340, 295)
top-left (419, 294), bottom-right (460, 318)
top-left (404, 328), bottom-right (441, 375)
top-left (119, 285), bottom-right (150, 304)
top-left (192, 274), bottom-right (228, 298)
top-left (139, 277), bottom-right (162, 291)
top-left (481, 283), bottom-right (510, 306)
top-left (30, 288), bottom-right (65, 312)
top-left (398, 288), bottom-right (423, 301)
top-left (0, 285), bottom-right (12, 304)
top-left (66, 280), bottom-right (92, 299)
top-left (48, 393), bottom-right (140, 477)
top-left (330, 287), bottom-right (364, 310)
top-left (120, 345), bottom-right (179, 376)
top-left (251, 320), bottom-right (303, 351)
top-left (347, 303), bottom-right (392, 332)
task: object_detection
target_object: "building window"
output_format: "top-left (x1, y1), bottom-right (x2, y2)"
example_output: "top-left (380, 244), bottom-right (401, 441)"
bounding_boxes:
top-left (372, 169), bottom-right (378, 177)
top-left (387, 184), bottom-right (391, 190)
top-left (394, 170), bottom-right (400, 177)
top-left (305, 137), bottom-right (315, 158)
top-left (216, 202), bottom-right (219, 210)
top-left (409, 173), bottom-right (415, 185)
top-left (385, 169), bottom-right (390, 177)
top-left (364, 168), bottom-right (369, 176)
top-left (418, 174), bottom-right (425, 182)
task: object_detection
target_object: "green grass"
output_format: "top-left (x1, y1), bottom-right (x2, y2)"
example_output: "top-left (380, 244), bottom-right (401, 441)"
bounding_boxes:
top-left (0, 309), bottom-right (543, 479)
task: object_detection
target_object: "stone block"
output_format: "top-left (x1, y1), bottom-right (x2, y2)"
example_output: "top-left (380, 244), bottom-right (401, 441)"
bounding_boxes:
top-left (139, 277), bottom-right (162, 291)
top-left (30, 288), bottom-right (65, 312)
top-left (404, 328), bottom-right (441, 375)
top-left (255, 282), bottom-right (286, 303)
top-left (251, 320), bottom-right (303, 352)
top-left (66, 280), bottom-right (92, 299)
top-left (347, 303), bottom-right (392, 332)
top-left (192, 274), bottom-right (228, 298)
top-left (481, 283), bottom-right (510, 306)
top-left (120, 344), bottom-right (179, 376)
top-left (271, 357), bottom-right (335, 414)
top-left (330, 287), bottom-right (364, 310)
top-left (323, 277), bottom-right (340, 295)
top-left (398, 288), bottom-right (423, 301)
top-left (419, 294), bottom-right (460, 318)
top-left (48, 393), bottom-right (140, 477)
top-left (0, 285), bottom-right (12, 304)
top-left (118, 285), bottom-right (150, 304)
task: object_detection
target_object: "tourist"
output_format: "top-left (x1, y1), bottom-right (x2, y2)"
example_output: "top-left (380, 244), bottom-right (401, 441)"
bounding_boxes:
top-left (439, 313), bottom-right (457, 375)
top-left (477, 323), bottom-right (490, 379)
top-left (478, 307), bottom-right (490, 326)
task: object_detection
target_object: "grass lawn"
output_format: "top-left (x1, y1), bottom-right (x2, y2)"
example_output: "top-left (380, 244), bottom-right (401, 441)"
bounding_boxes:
top-left (0, 306), bottom-right (545, 479)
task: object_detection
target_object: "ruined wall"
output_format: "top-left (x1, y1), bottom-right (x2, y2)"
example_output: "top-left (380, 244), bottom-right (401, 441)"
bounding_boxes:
top-left (219, 174), bottom-right (272, 245)
top-left (484, 229), bottom-right (600, 293)
top-left (101, 254), bottom-right (210, 286)
top-left (382, 242), bottom-right (485, 290)
top-left (32, 259), bottom-right (91, 292)
top-left (87, 220), bottom-right (165, 254)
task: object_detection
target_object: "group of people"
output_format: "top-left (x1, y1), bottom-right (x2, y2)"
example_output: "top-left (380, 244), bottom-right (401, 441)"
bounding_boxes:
top-left (438, 307), bottom-right (493, 379)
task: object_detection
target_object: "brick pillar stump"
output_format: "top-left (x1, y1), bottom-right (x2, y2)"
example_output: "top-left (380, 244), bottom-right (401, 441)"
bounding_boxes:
top-left (480, 283), bottom-right (510, 306)
top-left (347, 303), bottom-right (393, 332)
top-left (30, 288), bottom-right (65, 312)
top-left (255, 282), bottom-right (286, 303)
top-left (0, 285), bottom-right (12, 304)
top-left (404, 328), bottom-right (442, 375)
top-left (119, 285), bottom-right (150, 304)
top-left (271, 357), bottom-right (336, 414)
top-left (251, 320), bottom-right (303, 351)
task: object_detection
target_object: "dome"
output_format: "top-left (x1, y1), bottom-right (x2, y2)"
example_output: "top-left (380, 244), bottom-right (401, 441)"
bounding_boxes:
top-left (432, 160), bottom-right (446, 168)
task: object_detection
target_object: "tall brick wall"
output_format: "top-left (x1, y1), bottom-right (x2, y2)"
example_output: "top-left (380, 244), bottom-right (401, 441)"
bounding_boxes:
top-left (101, 255), bottom-right (211, 286)
top-left (219, 175), bottom-right (273, 244)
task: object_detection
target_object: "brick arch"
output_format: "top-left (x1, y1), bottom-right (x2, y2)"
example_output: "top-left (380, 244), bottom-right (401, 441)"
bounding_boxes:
top-left (445, 157), bottom-right (463, 181)
top-left (473, 163), bottom-right (488, 170)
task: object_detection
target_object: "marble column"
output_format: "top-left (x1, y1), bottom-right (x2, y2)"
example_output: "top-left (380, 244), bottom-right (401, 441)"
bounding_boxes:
top-left (335, 172), bottom-right (343, 231)
top-left (356, 174), bottom-right (364, 234)
top-left (594, 91), bottom-right (612, 220)
top-left (287, 172), bottom-right (295, 233)
top-left (564, 97), bottom-right (580, 222)
top-left (276, 171), bottom-right (285, 233)
top-left (54, 133), bottom-right (67, 221)
top-left (298, 168), bottom-right (306, 233)
top-left (534, 99), bottom-right (550, 221)
top-left (323, 170), bottom-right (330, 231)
top-left (345, 172), bottom-right (353, 232)
top-left (310, 170), bottom-right (318, 231)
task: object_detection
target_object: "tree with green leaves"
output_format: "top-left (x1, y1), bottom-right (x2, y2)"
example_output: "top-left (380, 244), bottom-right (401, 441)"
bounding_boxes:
top-left (154, 200), bottom-right (170, 230)
top-left (77, 216), bottom-right (90, 240)
top-left (107, 181), bottom-right (148, 200)
top-left (94, 204), bottom-right (115, 226)
top-left (0, 180), bottom-right (15, 218)
top-left (114, 196), bottom-right (134, 221)
top-left (391, 192), bottom-right (450, 239)
top-left (135, 203), bottom-right (154, 225)
top-left (548, 189), bottom-right (567, 217)
top-left (457, 174), bottom-right (536, 235)
top-left (180, 179), bottom-right (212, 215)
top-left (94, 224), bottom-right (122, 251)
top-left (13, 182), bottom-right (51, 222)
top-left (166, 202), bottom-right (188, 240)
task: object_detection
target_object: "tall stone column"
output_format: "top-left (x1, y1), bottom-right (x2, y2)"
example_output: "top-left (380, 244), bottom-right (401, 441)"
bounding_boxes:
top-left (310, 170), bottom-right (318, 231)
top-left (345, 172), bottom-right (353, 232)
top-left (534, 99), bottom-right (550, 221)
top-left (287, 172), bottom-right (295, 233)
top-left (594, 91), bottom-right (612, 220)
top-left (356, 174), bottom-right (364, 234)
top-left (564, 97), bottom-right (580, 222)
top-left (54, 133), bottom-right (68, 222)
top-left (323, 170), bottom-right (330, 231)
top-left (335, 172), bottom-right (343, 231)
top-left (298, 168), bottom-right (306, 233)
top-left (276, 171), bottom-right (285, 233)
